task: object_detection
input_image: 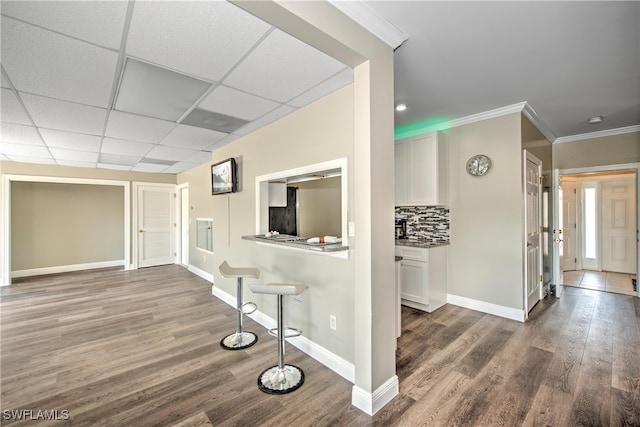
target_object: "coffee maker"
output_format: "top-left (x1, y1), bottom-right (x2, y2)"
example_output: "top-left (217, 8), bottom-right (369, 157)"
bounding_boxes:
top-left (395, 219), bottom-right (407, 239)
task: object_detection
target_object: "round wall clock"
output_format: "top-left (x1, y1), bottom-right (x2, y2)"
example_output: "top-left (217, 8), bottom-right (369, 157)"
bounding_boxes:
top-left (466, 154), bottom-right (492, 177)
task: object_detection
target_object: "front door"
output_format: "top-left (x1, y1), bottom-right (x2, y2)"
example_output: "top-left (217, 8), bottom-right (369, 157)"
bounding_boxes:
top-left (601, 177), bottom-right (637, 274)
top-left (561, 178), bottom-right (578, 271)
top-left (137, 184), bottom-right (176, 268)
top-left (525, 152), bottom-right (543, 313)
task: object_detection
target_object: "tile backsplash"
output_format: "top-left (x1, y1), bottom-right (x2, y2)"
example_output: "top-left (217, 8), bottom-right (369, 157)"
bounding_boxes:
top-left (396, 206), bottom-right (450, 243)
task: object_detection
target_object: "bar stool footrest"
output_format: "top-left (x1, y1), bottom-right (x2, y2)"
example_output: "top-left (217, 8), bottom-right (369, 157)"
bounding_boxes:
top-left (267, 327), bottom-right (302, 339)
top-left (241, 301), bottom-right (257, 315)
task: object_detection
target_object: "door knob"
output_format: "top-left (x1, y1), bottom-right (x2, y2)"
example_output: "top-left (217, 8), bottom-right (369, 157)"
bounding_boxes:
top-left (139, 229), bottom-right (145, 233)
top-left (554, 238), bottom-right (563, 243)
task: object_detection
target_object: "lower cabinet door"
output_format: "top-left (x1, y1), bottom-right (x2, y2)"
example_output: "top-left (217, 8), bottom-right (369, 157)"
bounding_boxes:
top-left (399, 259), bottom-right (428, 304)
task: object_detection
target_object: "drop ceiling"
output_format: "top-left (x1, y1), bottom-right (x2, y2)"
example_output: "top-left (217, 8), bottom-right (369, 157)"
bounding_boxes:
top-left (0, 0), bottom-right (352, 173)
top-left (1, 1), bottom-right (638, 175)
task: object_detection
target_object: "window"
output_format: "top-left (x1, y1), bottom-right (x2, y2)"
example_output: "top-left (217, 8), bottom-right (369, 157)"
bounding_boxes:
top-left (196, 218), bottom-right (213, 253)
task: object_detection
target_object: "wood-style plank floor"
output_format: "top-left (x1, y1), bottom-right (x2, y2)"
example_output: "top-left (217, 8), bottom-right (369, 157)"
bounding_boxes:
top-left (1, 265), bottom-right (639, 426)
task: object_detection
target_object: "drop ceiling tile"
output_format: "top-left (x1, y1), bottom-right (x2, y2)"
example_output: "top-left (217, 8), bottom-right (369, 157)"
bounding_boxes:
top-left (184, 150), bottom-right (213, 165)
top-left (39, 129), bottom-right (102, 152)
top-left (0, 154), bottom-right (9, 161)
top-left (160, 124), bottom-right (227, 150)
top-left (204, 134), bottom-right (240, 151)
top-left (1, 88), bottom-right (31, 125)
top-left (115, 58), bottom-right (211, 121)
top-left (101, 137), bottom-right (154, 157)
top-left (99, 153), bottom-right (140, 167)
top-left (49, 148), bottom-right (98, 163)
top-left (97, 163), bottom-right (131, 171)
top-left (105, 111), bottom-right (175, 143)
top-left (21, 93), bottom-right (107, 135)
top-left (1, 73), bottom-right (10, 88)
top-left (233, 105), bottom-right (296, 136)
top-left (144, 145), bottom-right (200, 162)
top-left (1, 17), bottom-right (118, 107)
top-left (0, 123), bottom-right (43, 145)
top-left (126, 1), bottom-right (271, 82)
top-left (224, 29), bottom-right (347, 103)
top-left (132, 163), bottom-right (168, 173)
top-left (164, 162), bottom-right (200, 174)
top-left (198, 85), bottom-right (280, 121)
top-left (57, 160), bottom-right (97, 169)
top-left (0, 1), bottom-right (127, 49)
top-left (7, 155), bottom-right (56, 165)
top-left (0, 141), bottom-right (51, 158)
top-left (288, 68), bottom-right (353, 108)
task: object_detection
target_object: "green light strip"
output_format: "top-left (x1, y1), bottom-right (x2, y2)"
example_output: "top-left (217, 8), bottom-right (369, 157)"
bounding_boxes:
top-left (394, 116), bottom-right (452, 140)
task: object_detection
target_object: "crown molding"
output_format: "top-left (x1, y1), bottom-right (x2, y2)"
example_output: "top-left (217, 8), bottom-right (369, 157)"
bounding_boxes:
top-left (446, 101), bottom-right (528, 129)
top-left (328, 0), bottom-right (408, 49)
top-left (521, 103), bottom-right (556, 144)
top-left (553, 125), bottom-right (640, 144)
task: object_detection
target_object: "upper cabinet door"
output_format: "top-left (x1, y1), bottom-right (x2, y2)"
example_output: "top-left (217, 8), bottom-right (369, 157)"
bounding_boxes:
top-left (395, 131), bottom-right (448, 206)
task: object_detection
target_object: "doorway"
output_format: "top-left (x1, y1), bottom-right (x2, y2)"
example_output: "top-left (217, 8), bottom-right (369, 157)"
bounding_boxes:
top-left (559, 169), bottom-right (637, 296)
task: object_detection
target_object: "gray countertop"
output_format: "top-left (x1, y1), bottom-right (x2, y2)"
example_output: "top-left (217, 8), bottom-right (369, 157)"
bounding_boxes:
top-left (395, 239), bottom-right (450, 249)
top-left (242, 235), bottom-right (349, 253)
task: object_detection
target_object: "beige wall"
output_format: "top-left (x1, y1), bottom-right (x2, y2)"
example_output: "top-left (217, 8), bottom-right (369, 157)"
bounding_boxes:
top-left (11, 182), bottom-right (124, 270)
top-left (178, 86), bottom-right (357, 362)
top-left (296, 176), bottom-right (342, 238)
top-left (447, 113), bottom-right (524, 310)
top-left (1, 161), bottom-right (177, 274)
top-left (553, 131), bottom-right (640, 170)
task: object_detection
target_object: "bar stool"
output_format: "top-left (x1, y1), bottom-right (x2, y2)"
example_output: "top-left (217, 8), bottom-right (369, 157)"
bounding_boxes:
top-left (218, 261), bottom-right (260, 350)
top-left (249, 283), bottom-right (308, 394)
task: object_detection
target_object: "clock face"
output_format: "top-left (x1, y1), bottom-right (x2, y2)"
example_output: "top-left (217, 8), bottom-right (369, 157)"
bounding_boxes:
top-left (466, 154), bottom-right (492, 176)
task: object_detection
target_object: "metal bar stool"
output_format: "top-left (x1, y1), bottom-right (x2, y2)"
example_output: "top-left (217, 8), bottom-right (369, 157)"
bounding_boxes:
top-left (218, 261), bottom-right (260, 350)
top-left (249, 283), bottom-right (308, 394)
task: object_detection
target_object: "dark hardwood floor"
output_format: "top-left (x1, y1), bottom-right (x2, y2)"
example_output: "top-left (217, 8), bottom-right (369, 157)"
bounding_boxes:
top-left (1, 265), bottom-right (638, 426)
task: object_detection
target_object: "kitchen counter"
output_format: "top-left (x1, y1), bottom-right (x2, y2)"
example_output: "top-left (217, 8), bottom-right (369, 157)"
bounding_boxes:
top-left (395, 239), bottom-right (449, 249)
top-left (242, 235), bottom-right (349, 254)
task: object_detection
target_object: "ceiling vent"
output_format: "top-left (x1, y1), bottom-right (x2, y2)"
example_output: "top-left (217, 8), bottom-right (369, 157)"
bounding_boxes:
top-left (181, 108), bottom-right (248, 134)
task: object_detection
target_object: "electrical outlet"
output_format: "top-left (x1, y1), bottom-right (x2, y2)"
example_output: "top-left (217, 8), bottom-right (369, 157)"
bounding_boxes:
top-left (348, 222), bottom-right (355, 237)
top-left (330, 315), bottom-right (337, 331)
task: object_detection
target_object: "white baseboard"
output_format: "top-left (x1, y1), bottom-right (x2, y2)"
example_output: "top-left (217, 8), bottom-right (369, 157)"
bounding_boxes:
top-left (447, 294), bottom-right (525, 322)
top-left (211, 285), bottom-right (355, 383)
top-left (352, 375), bottom-right (399, 416)
top-left (12, 260), bottom-right (125, 278)
top-left (188, 265), bottom-right (213, 283)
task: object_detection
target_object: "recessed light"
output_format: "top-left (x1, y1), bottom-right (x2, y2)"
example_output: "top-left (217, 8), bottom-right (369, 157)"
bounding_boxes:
top-left (395, 103), bottom-right (407, 112)
top-left (588, 115), bottom-right (603, 124)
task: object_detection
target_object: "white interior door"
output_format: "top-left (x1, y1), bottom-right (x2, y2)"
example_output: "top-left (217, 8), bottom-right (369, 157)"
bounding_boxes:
top-left (561, 178), bottom-right (578, 271)
top-left (179, 186), bottom-right (189, 267)
top-left (551, 169), bottom-right (563, 297)
top-left (601, 178), bottom-right (637, 273)
top-left (525, 152), bottom-right (543, 313)
top-left (137, 185), bottom-right (176, 268)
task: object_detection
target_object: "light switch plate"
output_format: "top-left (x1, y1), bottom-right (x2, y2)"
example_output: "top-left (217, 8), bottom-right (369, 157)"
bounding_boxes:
top-left (348, 222), bottom-right (355, 237)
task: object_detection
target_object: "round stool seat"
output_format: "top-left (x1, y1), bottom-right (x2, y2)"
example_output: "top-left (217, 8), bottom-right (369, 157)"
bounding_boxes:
top-left (219, 261), bottom-right (260, 279)
top-left (249, 283), bottom-right (308, 296)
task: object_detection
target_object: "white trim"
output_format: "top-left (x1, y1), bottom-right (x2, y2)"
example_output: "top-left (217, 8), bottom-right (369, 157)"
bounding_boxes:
top-left (351, 375), bottom-right (400, 416)
top-left (210, 283), bottom-right (356, 383)
top-left (189, 264), bottom-right (214, 283)
top-left (132, 181), bottom-right (177, 270)
top-left (522, 103), bottom-right (556, 144)
top-left (12, 260), bottom-right (125, 278)
top-left (446, 102), bottom-right (527, 129)
top-left (176, 183), bottom-right (189, 267)
top-left (328, 0), bottom-right (407, 49)
top-left (553, 125), bottom-right (640, 144)
top-left (556, 162), bottom-right (640, 298)
top-left (254, 157), bottom-right (349, 247)
top-left (1, 174), bottom-right (131, 286)
top-left (447, 294), bottom-right (526, 322)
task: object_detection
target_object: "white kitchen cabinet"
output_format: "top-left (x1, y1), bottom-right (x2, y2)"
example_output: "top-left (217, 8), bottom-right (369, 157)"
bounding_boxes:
top-left (394, 131), bottom-right (448, 206)
top-left (395, 245), bottom-right (447, 313)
